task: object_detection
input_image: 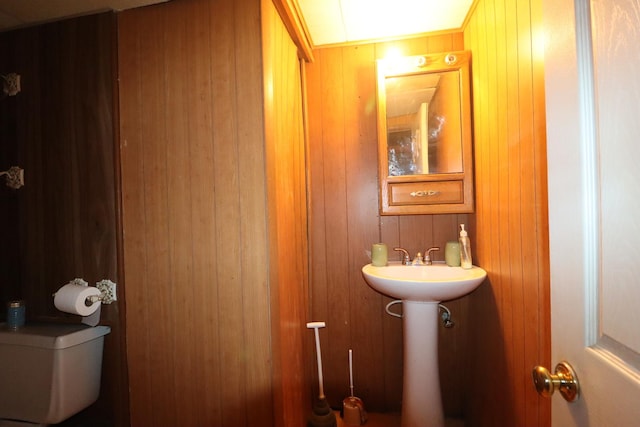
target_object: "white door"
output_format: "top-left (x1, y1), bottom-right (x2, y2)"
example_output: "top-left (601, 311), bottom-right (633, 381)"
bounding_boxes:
top-left (544, 0), bottom-right (640, 425)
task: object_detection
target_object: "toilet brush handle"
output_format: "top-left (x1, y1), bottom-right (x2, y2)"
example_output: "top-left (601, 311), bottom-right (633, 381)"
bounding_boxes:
top-left (314, 328), bottom-right (325, 398)
top-left (307, 321), bottom-right (326, 328)
top-left (349, 349), bottom-right (354, 397)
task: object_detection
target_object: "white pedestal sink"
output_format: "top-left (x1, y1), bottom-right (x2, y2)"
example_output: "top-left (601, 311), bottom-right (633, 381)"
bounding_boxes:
top-left (362, 262), bottom-right (487, 427)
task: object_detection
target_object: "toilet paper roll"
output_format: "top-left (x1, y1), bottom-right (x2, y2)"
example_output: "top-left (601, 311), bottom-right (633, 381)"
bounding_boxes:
top-left (54, 284), bottom-right (101, 316)
top-left (81, 304), bottom-right (101, 327)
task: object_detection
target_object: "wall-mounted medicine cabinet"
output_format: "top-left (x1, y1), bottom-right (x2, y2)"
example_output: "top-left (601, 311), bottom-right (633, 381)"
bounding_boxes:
top-left (376, 50), bottom-right (474, 215)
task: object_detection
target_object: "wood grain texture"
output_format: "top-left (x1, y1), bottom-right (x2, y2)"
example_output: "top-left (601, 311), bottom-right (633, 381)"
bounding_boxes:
top-left (464, 0), bottom-right (551, 425)
top-left (306, 7), bottom-right (550, 423)
top-left (119, 0), bottom-right (309, 425)
top-left (305, 34), bottom-right (469, 414)
top-left (0, 2), bottom-right (551, 426)
top-left (262, 0), bottom-right (311, 424)
top-left (0, 13), bottom-right (127, 427)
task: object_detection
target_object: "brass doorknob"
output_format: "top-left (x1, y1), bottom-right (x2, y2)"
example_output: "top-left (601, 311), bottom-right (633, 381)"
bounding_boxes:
top-left (532, 361), bottom-right (580, 402)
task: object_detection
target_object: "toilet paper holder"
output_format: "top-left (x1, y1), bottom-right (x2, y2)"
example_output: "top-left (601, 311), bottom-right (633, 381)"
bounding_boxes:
top-left (54, 278), bottom-right (117, 305)
top-left (87, 280), bottom-right (117, 305)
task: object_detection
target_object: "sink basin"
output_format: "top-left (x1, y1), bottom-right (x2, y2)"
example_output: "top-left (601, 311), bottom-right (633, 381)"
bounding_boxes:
top-left (362, 262), bottom-right (487, 302)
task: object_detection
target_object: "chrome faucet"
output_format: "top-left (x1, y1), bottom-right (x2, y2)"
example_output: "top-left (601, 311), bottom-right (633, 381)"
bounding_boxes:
top-left (394, 246), bottom-right (440, 265)
top-left (424, 247), bottom-right (440, 265)
top-left (412, 252), bottom-right (425, 266)
top-left (393, 247), bottom-right (411, 265)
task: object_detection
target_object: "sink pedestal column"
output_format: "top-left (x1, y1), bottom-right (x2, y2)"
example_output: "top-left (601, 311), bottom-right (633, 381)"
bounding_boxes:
top-left (401, 301), bottom-right (444, 427)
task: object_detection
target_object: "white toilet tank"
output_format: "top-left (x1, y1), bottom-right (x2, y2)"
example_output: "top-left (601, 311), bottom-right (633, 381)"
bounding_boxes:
top-left (0, 323), bottom-right (110, 424)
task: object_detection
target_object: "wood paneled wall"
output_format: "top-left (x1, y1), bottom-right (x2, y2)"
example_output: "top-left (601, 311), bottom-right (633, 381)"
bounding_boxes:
top-left (118, 0), bottom-right (309, 425)
top-left (0, 13), bottom-right (127, 427)
top-left (262, 0), bottom-right (312, 423)
top-left (306, 4), bottom-right (551, 424)
top-left (464, 0), bottom-right (551, 425)
top-left (305, 34), bottom-right (472, 416)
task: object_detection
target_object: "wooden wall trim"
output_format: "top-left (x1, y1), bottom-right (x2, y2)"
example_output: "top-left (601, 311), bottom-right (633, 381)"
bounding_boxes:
top-left (262, 0), bottom-right (311, 424)
top-left (110, 10), bottom-right (132, 426)
top-left (272, 0), bottom-right (314, 61)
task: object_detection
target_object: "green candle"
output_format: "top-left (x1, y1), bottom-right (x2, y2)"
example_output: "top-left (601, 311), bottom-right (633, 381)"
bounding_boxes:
top-left (445, 241), bottom-right (461, 267)
top-left (372, 243), bottom-right (388, 266)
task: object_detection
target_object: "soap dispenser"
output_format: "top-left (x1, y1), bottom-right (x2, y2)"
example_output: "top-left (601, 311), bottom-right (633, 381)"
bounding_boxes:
top-left (459, 224), bottom-right (473, 269)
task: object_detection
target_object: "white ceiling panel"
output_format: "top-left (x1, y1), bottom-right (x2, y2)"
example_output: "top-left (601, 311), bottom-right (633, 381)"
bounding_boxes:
top-left (298, 0), bottom-right (346, 46)
top-left (298, 0), bottom-right (474, 47)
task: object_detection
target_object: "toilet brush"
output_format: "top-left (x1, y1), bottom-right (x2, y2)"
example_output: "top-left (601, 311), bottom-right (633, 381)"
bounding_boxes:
top-left (342, 349), bottom-right (367, 425)
top-left (307, 322), bottom-right (337, 427)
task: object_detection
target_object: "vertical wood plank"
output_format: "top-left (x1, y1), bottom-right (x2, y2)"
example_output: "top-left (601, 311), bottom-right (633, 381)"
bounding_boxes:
top-left (320, 46), bottom-right (352, 404)
top-left (234, 0), bottom-right (274, 424)
top-left (343, 43), bottom-right (385, 409)
top-left (118, 10), bottom-right (154, 425)
top-left (161, 3), bottom-right (200, 425)
top-left (137, 5), bottom-right (177, 424)
top-left (208, 1), bottom-right (247, 423)
top-left (306, 48), bottom-right (330, 334)
top-left (182, 0), bottom-right (222, 424)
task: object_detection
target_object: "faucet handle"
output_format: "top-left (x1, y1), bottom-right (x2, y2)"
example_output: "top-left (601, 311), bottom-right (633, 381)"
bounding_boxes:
top-left (424, 247), bottom-right (441, 265)
top-left (393, 247), bottom-right (411, 265)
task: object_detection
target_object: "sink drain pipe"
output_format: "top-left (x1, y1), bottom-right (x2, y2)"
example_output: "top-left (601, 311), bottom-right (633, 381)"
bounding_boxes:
top-left (385, 300), bottom-right (455, 328)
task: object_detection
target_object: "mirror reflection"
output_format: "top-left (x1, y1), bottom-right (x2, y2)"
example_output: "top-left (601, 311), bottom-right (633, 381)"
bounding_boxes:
top-left (386, 70), bottom-right (462, 176)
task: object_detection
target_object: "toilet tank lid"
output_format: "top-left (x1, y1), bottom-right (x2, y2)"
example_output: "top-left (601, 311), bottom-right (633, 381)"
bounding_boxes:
top-left (0, 323), bottom-right (110, 349)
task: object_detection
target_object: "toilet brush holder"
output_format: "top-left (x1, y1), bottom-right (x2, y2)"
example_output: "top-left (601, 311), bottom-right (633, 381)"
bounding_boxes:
top-left (342, 349), bottom-right (367, 425)
top-left (342, 396), bottom-right (366, 425)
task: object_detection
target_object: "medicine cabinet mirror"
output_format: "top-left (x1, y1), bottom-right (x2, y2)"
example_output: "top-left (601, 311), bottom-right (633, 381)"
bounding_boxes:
top-left (376, 50), bottom-right (474, 214)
